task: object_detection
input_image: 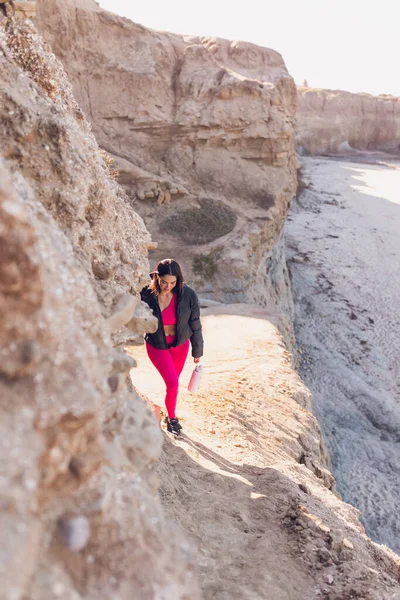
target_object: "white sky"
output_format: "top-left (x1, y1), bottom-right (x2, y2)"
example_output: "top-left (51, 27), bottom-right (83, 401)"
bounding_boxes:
top-left (98, 0), bottom-right (399, 97)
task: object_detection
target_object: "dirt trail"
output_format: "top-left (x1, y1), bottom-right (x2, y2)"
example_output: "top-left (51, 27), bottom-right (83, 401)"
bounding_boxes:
top-left (286, 157), bottom-right (400, 554)
top-left (129, 305), bottom-right (400, 599)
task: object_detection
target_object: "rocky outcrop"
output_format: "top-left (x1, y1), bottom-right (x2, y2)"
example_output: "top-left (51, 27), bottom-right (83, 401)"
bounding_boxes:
top-left (2, 9), bottom-right (400, 600)
top-left (0, 18), bottom-right (199, 599)
top-left (35, 0), bottom-right (298, 319)
top-left (296, 87), bottom-right (400, 155)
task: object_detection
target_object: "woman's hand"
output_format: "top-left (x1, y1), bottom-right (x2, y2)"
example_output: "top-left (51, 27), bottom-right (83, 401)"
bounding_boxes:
top-left (193, 357), bottom-right (201, 364)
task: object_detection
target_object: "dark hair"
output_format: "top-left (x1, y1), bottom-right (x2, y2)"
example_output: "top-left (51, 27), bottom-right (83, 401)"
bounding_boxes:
top-left (149, 258), bottom-right (184, 296)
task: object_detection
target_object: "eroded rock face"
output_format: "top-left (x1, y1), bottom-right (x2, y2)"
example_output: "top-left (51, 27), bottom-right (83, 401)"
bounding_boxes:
top-left (35, 0), bottom-right (298, 313)
top-left (0, 19), bottom-right (199, 600)
top-left (296, 87), bottom-right (400, 155)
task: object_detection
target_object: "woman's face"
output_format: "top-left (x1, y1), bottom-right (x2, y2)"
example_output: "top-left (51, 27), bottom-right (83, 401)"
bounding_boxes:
top-left (158, 274), bottom-right (177, 294)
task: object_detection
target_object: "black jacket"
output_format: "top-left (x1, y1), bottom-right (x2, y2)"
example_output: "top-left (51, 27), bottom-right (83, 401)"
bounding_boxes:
top-left (140, 284), bottom-right (204, 358)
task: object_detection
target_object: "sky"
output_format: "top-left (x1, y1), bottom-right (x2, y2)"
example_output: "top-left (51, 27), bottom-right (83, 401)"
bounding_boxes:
top-left (98, 0), bottom-right (400, 97)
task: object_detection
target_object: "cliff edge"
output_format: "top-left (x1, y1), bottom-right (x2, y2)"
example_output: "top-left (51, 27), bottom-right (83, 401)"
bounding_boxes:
top-left (296, 87), bottom-right (400, 155)
top-left (35, 0), bottom-right (297, 326)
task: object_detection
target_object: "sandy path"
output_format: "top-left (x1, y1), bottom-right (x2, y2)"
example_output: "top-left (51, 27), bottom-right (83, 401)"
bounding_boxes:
top-left (130, 308), bottom-right (314, 600)
top-left (129, 305), bottom-right (400, 599)
top-left (285, 157), bottom-right (400, 553)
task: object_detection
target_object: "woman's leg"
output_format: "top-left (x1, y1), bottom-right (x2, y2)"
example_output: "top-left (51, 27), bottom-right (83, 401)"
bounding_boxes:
top-left (170, 339), bottom-right (190, 378)
top-left (146, 343), bottom-right (179, 419)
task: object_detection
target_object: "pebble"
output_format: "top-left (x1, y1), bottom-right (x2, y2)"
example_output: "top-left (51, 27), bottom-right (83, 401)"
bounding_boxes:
top-left (58, 516), bottom-right (90, 552)
top-left (342, 537), bottom-right (354, 550)
top-left (107, 375), bottom-right (119, 393)
top-left (298, 483), bottom-right (310, 495)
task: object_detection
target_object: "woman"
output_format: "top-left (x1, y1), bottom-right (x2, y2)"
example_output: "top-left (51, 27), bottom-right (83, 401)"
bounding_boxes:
top-left (140, 258), bottom-right (203, 436)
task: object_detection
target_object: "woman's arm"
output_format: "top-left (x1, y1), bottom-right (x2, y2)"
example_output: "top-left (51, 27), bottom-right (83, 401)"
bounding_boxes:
top-left (189, 290), bottom-right (203, 359)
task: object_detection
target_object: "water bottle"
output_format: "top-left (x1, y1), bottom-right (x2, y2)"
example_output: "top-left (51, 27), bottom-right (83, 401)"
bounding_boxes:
top-left (188, 364), bottom-right (203, 393)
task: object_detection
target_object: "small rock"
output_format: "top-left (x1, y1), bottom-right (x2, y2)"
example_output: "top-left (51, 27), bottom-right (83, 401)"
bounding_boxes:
top-left (58, 516), bottom-right (90, 552)
top-left (298, 483), bottom-right (310, 495)
top-left (292, 255), bottom-right (305, 263)
top-left (92, 260), bottom-right (117, 281)
top-left (326, 574), bottom-right (334, 585)
top-left (342, 537), bottom-right (354, 550)
top-left (107, 374), bottom-right (119, 393)
top-left (111, 349), bottom-right (136, 373)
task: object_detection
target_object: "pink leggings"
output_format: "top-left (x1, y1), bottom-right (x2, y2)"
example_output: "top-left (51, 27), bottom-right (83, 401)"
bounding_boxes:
top-left (146, 338), bottom-right (190, 419)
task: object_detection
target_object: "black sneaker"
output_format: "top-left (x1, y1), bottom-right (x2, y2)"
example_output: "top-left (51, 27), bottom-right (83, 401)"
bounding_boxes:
top-left (167, 417), bottom-right (182, 437)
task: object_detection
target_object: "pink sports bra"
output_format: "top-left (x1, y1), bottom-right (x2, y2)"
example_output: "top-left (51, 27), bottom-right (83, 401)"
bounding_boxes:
top-left (161, 293), bottom-right (177, 326)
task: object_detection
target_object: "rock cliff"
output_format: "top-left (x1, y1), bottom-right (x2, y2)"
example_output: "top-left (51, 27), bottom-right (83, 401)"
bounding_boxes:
top-left (0, 17), bottom-right (199, 600)
top-left (3, 7), bottom-right (400, 600)
top-left (296, 86), bottom-right (400, 155)
top-left (35, 0), bottom-right (297, 323)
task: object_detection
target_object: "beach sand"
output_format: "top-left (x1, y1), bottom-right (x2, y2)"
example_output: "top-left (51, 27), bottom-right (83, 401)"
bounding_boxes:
top-left (286, 156), bottom-right (400, 552)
